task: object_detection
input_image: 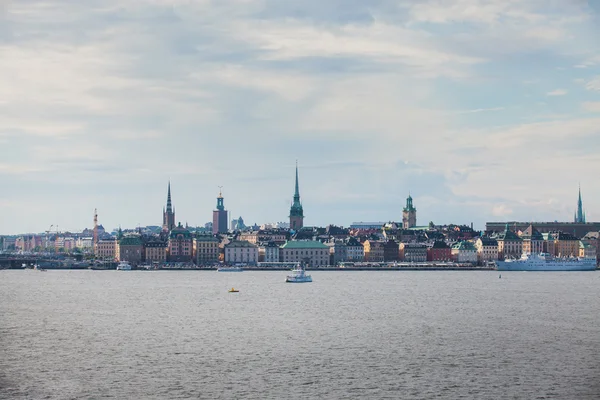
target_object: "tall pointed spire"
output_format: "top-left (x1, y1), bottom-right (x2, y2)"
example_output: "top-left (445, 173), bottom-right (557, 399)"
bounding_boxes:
top-left (289, 161), bottom-right (304, 230)
top-left (576, 184), bottom-right (584, 223)
top-left (294, 160), bottom-right (300, 201)
top-left (166, 180), bottom-right (172, 212)
top-left (163, 181), bottom-right (175, 231)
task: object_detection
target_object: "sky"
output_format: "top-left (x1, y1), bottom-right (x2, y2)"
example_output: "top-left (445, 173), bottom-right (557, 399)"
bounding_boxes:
top-left (1, 0), bottom-right (600, 235)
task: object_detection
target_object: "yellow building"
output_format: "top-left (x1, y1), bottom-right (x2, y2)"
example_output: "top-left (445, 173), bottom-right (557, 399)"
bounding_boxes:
top-left (475, 237), bottom-right (499, 262)
top-left (194, 234), bottom-right (220, 264)
top-left (545, 232), bottom-right (580, 257)
top-left (363, 240), bottom-right (384, 262)
top-left (145, 241), bottom-right (167, 263)
top-left (520, 225), bottom-right (544, 254)
top-left (96, 238), bottom-right (119, 261)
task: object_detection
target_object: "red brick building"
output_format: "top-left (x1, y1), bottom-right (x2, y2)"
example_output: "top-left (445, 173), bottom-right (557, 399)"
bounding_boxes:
top-left (427, 241), bottom-right (452, 261)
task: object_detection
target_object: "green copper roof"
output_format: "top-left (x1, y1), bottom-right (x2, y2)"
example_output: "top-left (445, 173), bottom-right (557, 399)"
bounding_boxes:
top-left (169, 223), bottom-right (192, 239)
top-left (119, 235), bottom-right (143, 246)
top-left (281, 240), bottom-right (328, 249)
top-left (451, 241), bottom-right (477, 250)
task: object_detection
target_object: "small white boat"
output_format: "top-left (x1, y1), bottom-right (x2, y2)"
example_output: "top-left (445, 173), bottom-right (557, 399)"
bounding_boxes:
top-left (33, 264), bottom-right (47, 271)
top-left (217, 266), bottom-right (243, 272)
top-left (286, 264), bottom-right (312, 283)
top-left (116, 261), bottom-right (132, 271)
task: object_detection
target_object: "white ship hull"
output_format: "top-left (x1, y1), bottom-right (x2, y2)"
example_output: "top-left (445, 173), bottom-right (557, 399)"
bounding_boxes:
top-left (497, 253), bottom-right (596, 271)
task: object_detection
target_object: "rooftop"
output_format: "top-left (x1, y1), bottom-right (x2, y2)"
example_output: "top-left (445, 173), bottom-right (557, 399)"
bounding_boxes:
top-left (281, 240), bottom-right (329, 249)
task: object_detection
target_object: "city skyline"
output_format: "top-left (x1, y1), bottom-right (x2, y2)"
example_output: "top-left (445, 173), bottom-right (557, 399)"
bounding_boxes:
top-left (1, 1), bottom-right (600, 234)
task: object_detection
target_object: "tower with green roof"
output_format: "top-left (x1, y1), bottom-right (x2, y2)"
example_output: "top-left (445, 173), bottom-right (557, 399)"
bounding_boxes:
top-left (289, 162), bottom-right (304, 231)
top-left (402, 194), bottom-right (417, 229)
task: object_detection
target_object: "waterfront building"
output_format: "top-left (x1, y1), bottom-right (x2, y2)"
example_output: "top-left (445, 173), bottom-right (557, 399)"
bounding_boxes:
top-left (224, 240), bottom-right (259, 264)
top-left (544, 231), bottom-right (580, 257)
top-left (475, 237), bottom-right (499, 263)
top-left (144, 240), bottom-right (167, 263)
top-left (212, 188), bottom-right (228, 235)
top-left (346, 237), bottom-right (365, 261)
top-left (402, 195), bottom-right (417, 229)
top-left (383, 240), bottom-right (400, 262)
top-left (169, 223), bottom-right (193, 262)
top-left (280, 240), bottom-right (329, 267)
top-left (363, 240), bottom-right (385, 262)
top-left (194, 233), bottom-right (220, 264)
top-left (521, 225), bottom-right (544, 255)
top-left (400, 243), bottom-right (427, 262)
top-left (259, 242), bottom-right (281, 263)
top-left (451, 241), bottom-right (478, 264)
top-left (96, 238), bottom-right (119, 260)
top-left (327, 239), bottom-right (347, 265)
top-left (119, 235), bottom-right (143, 265)
top-left (579, 241), bottom-right (596, 259)
top-left (580, 231), bottom-right (599, 263)
top-left (494, 224), bottom-right (523, 260)
top-left (162, 182), bottom-right (176, 232)
top-left (427, 241), bottom-right (452, 262)
top-left (289, 162), bottom-right (304, 231)
top-left (574, 186), bottom-right (586, 223)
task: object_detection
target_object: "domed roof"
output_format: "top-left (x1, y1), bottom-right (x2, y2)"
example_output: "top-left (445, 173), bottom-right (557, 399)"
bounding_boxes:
top-left (169, 222), bottom-right (192, 239)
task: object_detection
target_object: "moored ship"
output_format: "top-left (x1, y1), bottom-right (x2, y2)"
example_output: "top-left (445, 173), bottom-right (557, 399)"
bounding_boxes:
top-left (496, 253), bottom-right (597, 271)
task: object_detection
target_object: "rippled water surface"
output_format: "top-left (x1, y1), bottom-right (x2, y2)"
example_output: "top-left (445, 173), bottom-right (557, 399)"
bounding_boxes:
top-left (1, 270), bottom-right (599, 399)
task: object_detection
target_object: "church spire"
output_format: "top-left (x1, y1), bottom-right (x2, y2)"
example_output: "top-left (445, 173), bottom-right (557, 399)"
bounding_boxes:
top-left (575, 184), bottom-right (585, 223)
top-left (294, 160), bottom-right (300, 201)
top-left (166, 180), bottom-right (172, 212)
top-left (289, 161), bottom-right (304, 230)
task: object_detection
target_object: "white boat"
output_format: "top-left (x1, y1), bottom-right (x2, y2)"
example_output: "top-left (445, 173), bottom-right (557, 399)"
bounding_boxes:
top-left (286, 264), bottom-right (312, 283)
top-left (116, 261), bottom-right (132, 271)
top-left (217, 266), bottom-right (243, 272)
top-left (497, 252), bottom-right (597, 271)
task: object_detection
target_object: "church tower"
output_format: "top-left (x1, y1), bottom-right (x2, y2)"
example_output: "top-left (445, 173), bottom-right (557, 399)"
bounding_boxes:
top-left (574, 185), bottom-right (586, 223)
top-left (289, 162), bottom-right (304, 231)
top-left (402, 194), bottom-right (417, 229)
top-left (162, 181), bottom-right (176, 232)
top-left (212, 187), bottom-right (228, 235)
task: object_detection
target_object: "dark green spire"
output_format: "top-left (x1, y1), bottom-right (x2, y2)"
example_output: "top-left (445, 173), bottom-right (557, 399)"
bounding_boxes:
top-left (576, 185), bottom-right (585, 223)
top-left (290, 161), bottom-right (304, 218)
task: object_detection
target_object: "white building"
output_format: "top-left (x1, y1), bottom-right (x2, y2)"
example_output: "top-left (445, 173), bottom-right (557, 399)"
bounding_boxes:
top-left (224, 241), bottom-right (259, 265)
top-left (451, 241), bottom-right (478, 264)
top-left (280, 240), bottom-right (330, 267)
top-left (260, 242), bottom-right (280, 263)
top-left (345, 238), bottom-right (364, 261)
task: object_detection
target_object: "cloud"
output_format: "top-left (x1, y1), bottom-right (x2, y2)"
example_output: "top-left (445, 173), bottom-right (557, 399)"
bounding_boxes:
top-left (492, 204), bottom-right (514, 217)
top-left (0, 0), bottom-right (599, 233)
top-left (586, 76), bottom-right (600, 92)
top-left (457, 107), bottom-right (505, 114)
top-left (582, 102), bottom-right (600, 113)
top-left (546, 89), bottom-right (567, 96)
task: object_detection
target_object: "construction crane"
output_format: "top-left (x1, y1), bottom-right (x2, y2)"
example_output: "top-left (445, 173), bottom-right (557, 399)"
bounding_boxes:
top-left (93, 209), bottom-right (98, 256)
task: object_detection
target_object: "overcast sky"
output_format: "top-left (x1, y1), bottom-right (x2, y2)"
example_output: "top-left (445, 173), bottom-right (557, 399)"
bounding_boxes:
top-left (1, 0), bottom-right (599, 234)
